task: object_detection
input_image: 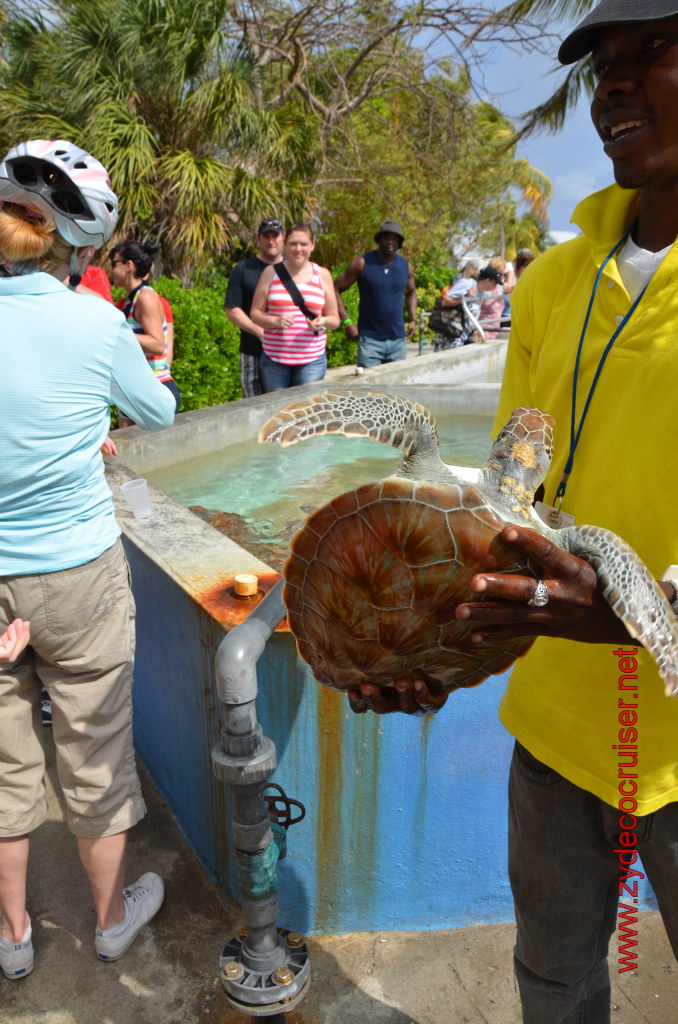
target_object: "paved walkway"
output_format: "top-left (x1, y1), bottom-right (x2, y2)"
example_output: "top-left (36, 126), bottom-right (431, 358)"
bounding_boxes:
top-left (1, 731), bottom-right (676, 1024)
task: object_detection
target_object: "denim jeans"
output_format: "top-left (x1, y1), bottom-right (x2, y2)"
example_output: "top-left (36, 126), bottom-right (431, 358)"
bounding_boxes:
top-left (357, 335), bottom-right (407, 367)
top-left (509, 741), bottom-right (678, 1023)
top-left (260, 351), bottom-right (326, 392)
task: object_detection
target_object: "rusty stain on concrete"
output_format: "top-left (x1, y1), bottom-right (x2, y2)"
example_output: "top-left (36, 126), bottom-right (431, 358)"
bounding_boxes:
top-left (193, 572), bottom-right (291, 631)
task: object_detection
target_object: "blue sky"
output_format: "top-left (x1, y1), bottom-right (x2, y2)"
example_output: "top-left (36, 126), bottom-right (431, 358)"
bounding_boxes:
top-left (476, 36), bottom-right (615, 234)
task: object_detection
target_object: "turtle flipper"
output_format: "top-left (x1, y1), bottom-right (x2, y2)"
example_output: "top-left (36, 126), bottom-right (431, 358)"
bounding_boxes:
top-left (563, 524), bottom-right (678, 697)
top-left (258, 391), bottom-right (450, 483)
top-left (258, 390), bottom-right (439, 453)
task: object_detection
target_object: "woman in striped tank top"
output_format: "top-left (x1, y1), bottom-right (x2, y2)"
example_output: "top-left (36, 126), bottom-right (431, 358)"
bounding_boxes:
top-left (251, 222), bottom-right (339, 392)
top-left (110, 241), bottom-right (180, 424)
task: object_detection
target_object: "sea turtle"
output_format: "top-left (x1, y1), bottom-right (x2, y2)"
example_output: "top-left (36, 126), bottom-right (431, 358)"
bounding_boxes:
top-left (258, 391), bottom-right (678, 698)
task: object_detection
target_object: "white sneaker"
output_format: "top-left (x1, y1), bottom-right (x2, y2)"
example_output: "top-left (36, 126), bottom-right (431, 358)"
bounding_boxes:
top-left (0, 919), bottom-right (34, 980)
top-left (94, 873), bottom-right (164, 961)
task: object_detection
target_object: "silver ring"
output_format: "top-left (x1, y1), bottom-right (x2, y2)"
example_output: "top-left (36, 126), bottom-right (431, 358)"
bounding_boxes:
top-left (527, 579), bottom-right (549, 607)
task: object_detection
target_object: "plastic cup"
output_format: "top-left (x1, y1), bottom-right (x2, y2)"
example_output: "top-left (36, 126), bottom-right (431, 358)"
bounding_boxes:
top-left (120, 478), bottom-right (151, 519)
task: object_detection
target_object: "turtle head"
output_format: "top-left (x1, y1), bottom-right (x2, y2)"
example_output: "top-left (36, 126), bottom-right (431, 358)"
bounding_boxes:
top-left (480, 408), bottom-right (555, 521)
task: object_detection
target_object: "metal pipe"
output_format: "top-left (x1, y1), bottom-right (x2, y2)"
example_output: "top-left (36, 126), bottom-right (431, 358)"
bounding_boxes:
top-left (212, 579), bottom-right (310, 1017)
top-left (461, 297), bottom-right (486, 343)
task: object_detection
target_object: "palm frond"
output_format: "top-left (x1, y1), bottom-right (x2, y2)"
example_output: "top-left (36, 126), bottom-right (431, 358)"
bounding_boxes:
top-left (517, 60), bottom-right (595, 137)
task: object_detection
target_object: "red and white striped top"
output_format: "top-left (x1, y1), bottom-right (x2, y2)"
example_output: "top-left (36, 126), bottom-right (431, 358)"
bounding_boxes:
top-left (262, 263), bottom-right (326, 364)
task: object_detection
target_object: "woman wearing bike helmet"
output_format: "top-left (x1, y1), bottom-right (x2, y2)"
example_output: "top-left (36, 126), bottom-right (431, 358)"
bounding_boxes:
top-left (0, 140), bottom-right (175, 980)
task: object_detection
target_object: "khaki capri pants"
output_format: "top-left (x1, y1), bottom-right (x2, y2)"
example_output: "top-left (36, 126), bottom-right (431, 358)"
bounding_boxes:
top-left (0, 539), bottom-right (146, 838)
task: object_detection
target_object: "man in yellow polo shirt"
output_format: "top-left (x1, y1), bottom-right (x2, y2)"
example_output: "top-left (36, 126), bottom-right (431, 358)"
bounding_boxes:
top-left (458, 1), bottom-right (678, 1018)
top-left (350, 0), bottom-right (678, 1018)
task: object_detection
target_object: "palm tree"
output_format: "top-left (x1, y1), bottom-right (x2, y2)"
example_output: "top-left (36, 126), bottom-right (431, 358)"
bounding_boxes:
top-left (0, 0), bottom-right (316, 278)
top-left (498, 0), bottom-right (597, 137)
top-left (0, 0), bottom-right (564, 273)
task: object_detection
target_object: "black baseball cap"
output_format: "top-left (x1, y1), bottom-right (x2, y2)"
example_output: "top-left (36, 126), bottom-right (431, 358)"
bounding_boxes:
top-left (478, 266), bottom-right (503, 285)
top-left (559, 0), bottom-right (678, 64)
top-left (258, 217), bottom-right (283, 235)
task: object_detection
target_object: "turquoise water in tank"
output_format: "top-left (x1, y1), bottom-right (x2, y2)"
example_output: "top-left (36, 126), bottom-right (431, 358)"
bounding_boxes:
top-left (147, 414), bottom-right (494, 557)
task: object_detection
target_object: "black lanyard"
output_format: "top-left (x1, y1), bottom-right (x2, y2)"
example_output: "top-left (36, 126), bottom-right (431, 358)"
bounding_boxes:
top-left (554, 226), bottom-right (648, 505)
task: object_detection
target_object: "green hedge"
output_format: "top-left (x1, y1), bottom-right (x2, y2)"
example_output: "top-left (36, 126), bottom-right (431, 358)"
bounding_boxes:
top-left (154, 278), bottom-right (241, 409)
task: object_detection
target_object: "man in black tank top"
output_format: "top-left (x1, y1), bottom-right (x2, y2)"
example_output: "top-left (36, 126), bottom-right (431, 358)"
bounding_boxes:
top-left (334, 220), bottom-right (417, 373)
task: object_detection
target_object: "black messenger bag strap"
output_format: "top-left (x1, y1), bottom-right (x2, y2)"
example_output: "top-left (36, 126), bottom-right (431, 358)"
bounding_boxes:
top-left (273, 262), bottom-right (317, 321)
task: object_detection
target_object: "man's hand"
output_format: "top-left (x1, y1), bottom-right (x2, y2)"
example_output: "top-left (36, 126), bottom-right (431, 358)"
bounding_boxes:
top-left (456, 524), bottom-right (630, 645)
top-left (347, 679), bottom-right (448, 716)
top-left (0, 619), bottom-right (30, 662)
top-left (345, 323), bottom-right (359, 342)
top-left (406, 320), bottom-right (417, 340)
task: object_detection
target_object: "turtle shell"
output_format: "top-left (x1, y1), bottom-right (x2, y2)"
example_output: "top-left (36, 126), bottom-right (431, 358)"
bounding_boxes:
top-left (283, 474), bottom-right (536, 695)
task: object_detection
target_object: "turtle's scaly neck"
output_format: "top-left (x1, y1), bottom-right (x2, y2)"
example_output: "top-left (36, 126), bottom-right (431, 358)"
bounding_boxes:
top-left (396, 433), bottom-right (456, 484)
top-left (479, 408), bottom-right (554, 522)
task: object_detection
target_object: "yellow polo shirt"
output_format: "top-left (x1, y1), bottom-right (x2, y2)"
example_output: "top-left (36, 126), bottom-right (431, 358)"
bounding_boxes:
top-left (495, 183), bottom-right (678, 814)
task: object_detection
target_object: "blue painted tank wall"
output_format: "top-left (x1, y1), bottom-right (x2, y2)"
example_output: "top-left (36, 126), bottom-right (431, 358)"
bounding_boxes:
top-left (124, 538), bottom-right (657, 935)
top-left (258, 637), bottom-right (516, 933)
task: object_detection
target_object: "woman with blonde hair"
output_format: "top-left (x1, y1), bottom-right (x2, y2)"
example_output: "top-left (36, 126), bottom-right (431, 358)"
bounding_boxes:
top-left (0, 140), bottom-right (175, 980)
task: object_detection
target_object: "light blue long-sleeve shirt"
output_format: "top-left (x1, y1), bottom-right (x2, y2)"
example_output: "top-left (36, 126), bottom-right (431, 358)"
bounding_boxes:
top-left (0, 272), bottom-right (175, 574)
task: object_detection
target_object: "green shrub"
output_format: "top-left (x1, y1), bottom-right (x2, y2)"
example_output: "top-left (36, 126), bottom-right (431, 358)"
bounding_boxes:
top-left (326, 285), bottom-right (359, 368)
top-left (153, 277), bottom-right (241, 409)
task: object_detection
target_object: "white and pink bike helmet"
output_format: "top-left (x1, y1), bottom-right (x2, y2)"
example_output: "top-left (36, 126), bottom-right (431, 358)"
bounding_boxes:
top-left (0, 139), bottom-right (118, 250)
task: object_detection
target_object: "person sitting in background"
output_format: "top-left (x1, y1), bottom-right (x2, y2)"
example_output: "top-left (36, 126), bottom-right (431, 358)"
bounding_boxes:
top-left (488, 255), bottom-right (514, 293)
top-left (110, 240), bottom-right (180, 423)
top-left (449, 260), bottom-right (480, 300)
top-left (432, 261), bottom-right (480, 349)
top-left (476, 266), bottom-right (505, 338)
top-left (487, 255), bottom-right (514, 327)
top-left (514, 248), bottom-right (536, 278)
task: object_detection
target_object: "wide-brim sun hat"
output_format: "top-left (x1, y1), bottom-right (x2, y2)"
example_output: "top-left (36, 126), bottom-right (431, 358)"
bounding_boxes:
top-left (374, 220), bottom-right (405, 248)
top-left (0, 139), bottom-right (118, 248)
top-left (559, 0), bottom-right (678, 64)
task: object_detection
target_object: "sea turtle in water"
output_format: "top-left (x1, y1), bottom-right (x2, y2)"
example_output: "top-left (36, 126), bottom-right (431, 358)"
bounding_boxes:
top-left (258, 391), bottom-right (678, 698)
